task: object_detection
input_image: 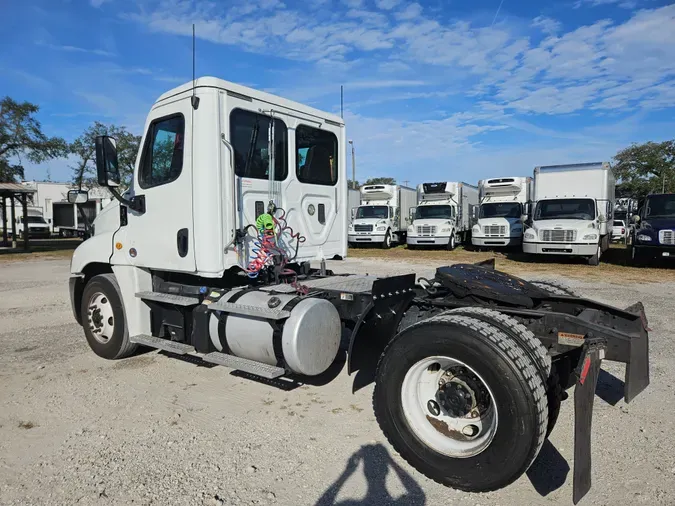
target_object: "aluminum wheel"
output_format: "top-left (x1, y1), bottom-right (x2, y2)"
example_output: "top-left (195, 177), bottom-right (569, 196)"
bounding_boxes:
top-left (401, 356), bottom-right (498, 458)
top-left (87, 292), bottom-right (115, 344)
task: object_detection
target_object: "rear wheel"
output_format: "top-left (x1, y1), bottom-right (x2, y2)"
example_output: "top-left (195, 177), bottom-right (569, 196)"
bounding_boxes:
top-left (374, 313), bottom-right (547, 492)
top-left (81, 273), bottom-right (137, 360)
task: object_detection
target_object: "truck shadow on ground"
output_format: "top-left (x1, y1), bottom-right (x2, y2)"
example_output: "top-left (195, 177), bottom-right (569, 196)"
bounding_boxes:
top-left (526, 440), bottom-right (570, 496)
top-left (315, 443), bottom-right (426, 506)
top-left (503, 246), bottom-right (675, 269)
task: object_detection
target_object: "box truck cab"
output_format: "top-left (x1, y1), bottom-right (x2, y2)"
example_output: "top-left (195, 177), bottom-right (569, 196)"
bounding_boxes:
top-left (348, 184), bottom-right (416, 249)
top-left (472, 177), bottom-right (531, 248)
top-left (406, 181), bottom-right (478, 250)
top-left (629, 193), bottom-right (675, 264)
top-left (523, 162), bottom-right (615, 266)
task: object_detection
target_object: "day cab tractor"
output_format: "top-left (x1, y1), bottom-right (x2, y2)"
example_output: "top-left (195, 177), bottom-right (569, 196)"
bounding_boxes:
top-left (67, 78), bottom-right (650, 504)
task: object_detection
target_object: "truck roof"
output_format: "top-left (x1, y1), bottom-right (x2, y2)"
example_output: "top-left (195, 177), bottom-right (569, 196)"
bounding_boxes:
top-left (535, 162), bottom-right (611, 173)
top-left (156, 77), bottom-right (344, 126)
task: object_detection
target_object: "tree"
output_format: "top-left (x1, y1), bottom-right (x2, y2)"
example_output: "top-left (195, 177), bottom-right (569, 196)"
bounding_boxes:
top-left (70, 122), bottom-right (141, 190)
top-left (0, 97), bottom-right (68, 182)
top-left (348, 179), bottom-right (360, 189)
top-left (613, 140), bottom-right (675, 197)
top-left (365, 177), bottom-right (396, 185)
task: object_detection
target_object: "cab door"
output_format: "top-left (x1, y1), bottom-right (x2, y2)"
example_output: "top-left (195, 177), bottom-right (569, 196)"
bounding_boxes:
top-left (121, 98), bottom-right (195, 272)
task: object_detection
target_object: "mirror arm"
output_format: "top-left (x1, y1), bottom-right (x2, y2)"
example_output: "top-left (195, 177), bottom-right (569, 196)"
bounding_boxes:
top-left (108, 186), bottom-right (145, 214)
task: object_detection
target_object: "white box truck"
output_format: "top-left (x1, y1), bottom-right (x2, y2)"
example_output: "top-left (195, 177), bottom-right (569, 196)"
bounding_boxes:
top-left (472, 177), bottom-right (532, 249)
top-left (523, 162), bottom-right (615, 265)
top-left (407, 181), bottom-right (479, 250)
top-left (0, 205), bottom-right (51, 239)
top-left (348, 184), bottom-right (416, 248)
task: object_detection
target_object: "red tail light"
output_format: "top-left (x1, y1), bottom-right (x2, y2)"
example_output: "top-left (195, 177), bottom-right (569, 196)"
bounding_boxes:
top-left (622, 228), bottom-right (625, 234)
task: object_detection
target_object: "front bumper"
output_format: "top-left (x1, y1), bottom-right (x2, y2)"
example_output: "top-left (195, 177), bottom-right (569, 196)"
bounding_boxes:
top-left (523, 242), bottom-right (597, 256)
top-left (407, 236), bottom-right (450, 246)
top-left (472, 236), bottom-right (521, 247)
top-left (349, 234), bottom-right (386, 244)
top-left (633, 243), bottom-right (675, 258)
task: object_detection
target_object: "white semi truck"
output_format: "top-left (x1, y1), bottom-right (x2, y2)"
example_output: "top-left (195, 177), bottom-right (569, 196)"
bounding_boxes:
top-left (523, 162), bottom-right (615, 266)
top-left (65, 77), bottom-right (649, 504)
top-left (472, 177), bottom-right (532, 249)
top-left (348, 184), bottom-right (416, 248)
top-left (406, 181), bottom-right (478, 250)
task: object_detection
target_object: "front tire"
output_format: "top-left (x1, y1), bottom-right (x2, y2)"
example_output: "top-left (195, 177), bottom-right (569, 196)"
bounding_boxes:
top-left (374, 313), bottom-right (547, 492)
top-left (587, 245), bottom-right (601, 266)
top-left (382, 230), bottom-right (392, 249)
top-left (81, 273), bottom-right (137, 360)
top-left (446, 233), bottom-right (456, 251)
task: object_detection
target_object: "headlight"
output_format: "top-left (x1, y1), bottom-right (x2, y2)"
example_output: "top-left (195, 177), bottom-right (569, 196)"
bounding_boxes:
top-left (524, 231), bottom-right (536, 240)
top-left (637, 234), bottom-right (652, 242)
top-left (377, 226), bottom-right (386, 231)
top-left (472, 225), bottom-right (480, 233)
top-left (440, 227), bottom-right (452, 233)
top-left (407, 226), bottom-right (413, 233)
top-left (582, 234), bottom-right (598, 240)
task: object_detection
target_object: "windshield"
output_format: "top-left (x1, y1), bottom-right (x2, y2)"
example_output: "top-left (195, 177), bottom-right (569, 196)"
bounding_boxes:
top-left (416, 205), bottom-right (454, 220)
top-left (22, 216), bottom-right (47, 224)
top-left (480, 202), bottom-right (521, 219)
top-left (646, 195), bottom-right (675, 219)
top-left (534, 199), bottom-right (595, 221)
top-left (356, 206), bottom-right (388, 219)
top-left (613, 220), bottom-right (624, 226)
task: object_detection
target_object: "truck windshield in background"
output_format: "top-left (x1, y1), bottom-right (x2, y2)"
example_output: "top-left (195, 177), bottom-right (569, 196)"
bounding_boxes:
top-left (356, 206), bottom-right (388, 219)
top-left (535, 199), bottom-right (595, 221)
top-left (646, 195), bottom-right (675, 218)
top-left (480, 202), bottom-right (521, 219)
top-left (416, 205), bottom-right (453, 220)
top-left (21, 216), bottom-right (48, 224)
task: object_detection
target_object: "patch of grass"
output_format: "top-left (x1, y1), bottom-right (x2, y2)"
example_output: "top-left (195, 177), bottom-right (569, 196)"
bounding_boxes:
top-left (0, 248), bottom-right (74, 263)
top-left (346, 245), bottom-right (675, 284)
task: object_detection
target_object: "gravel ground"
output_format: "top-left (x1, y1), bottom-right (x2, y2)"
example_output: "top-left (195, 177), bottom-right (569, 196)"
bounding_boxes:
top-left (1, 257), bottom-right (674, 506)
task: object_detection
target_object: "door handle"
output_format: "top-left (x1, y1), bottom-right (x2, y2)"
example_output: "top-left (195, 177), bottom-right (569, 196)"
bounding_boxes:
top-left (177, 228), bottom-right (189, 258)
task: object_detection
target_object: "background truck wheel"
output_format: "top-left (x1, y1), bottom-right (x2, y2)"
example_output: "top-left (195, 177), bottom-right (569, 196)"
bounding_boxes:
top-left (529, 280), bottom-right (578, 297)
top-left (382, 230), bottom-right (392, 249)
top-left (630, 245), bottom-right (644, 266)
top-left (587, 245), bottom-right (601, 266)
top-left (446, 233), bottom-right (456, 251)
top-left (81, 273), bottom-right (138, 360)
top-left (373, 313), bottom-right (547, 492)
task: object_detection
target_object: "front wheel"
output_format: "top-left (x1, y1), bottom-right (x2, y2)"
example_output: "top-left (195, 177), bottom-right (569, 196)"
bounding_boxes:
top-left (446, 234), bottom-right (456, 251)
top-left (374, 313), bottom-right (547, 492)
top-left (81, 273), bottom-right (138, 360)
top-left (382, 230), bottom-right (392, 249)
top-left (587, 245), bottom-right (601, 266)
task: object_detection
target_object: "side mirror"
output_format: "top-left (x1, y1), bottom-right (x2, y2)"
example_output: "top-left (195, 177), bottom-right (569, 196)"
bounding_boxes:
top-left (351, 208), bottom-right (356, 220)
top-left (95, 135), bottom-right (120, 187)
top-left (67, 189), bottom-right (89, 204)
top-left (471, 206), bottom-right (478, 220)
top-left (632, 215), bottom-right (640, 224)
top-left (409, 207), bottom-right (416, 221)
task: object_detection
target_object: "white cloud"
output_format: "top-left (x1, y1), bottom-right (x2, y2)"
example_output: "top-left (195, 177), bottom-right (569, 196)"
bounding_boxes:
top-left (395, 3), bottom-right (423, 20)
top-left (36, 41), bottom-right (115, 57)
top-left (573, 0), bottom-right (639, 9)
top-left (90, 0), bottom-right (112, 7)
top-left (531, 16), bottom-right (561, 35)
top-left (375, 0), bottom-right (401, 10)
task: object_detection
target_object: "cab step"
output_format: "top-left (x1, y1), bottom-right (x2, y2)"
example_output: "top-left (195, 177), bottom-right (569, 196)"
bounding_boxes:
top-left (207, 301), bottom-right (290, 320)
top-left (135, 291), bottom-right (200, 306)
top-left (130, 334), bottom-right (195, 355)
top-left (202, 352), bottom-right (285, 379)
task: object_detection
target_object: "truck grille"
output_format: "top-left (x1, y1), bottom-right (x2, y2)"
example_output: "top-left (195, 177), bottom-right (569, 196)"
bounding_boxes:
top-left (660, 230), bottom-right (675, 245)
top-left (354, 224), bottom-right (373, 232)
top-left (484, 225), bottom-right (506, 236)
top-left (417, 225), bottom-right (437, 236)
top-left (541, 229), bottom-right (577, 242)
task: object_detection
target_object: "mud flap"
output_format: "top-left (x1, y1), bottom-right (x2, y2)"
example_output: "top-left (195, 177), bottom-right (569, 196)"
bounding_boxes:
top-left (573, 340), bottom-right (605, 505)
top-left (623, 302), bottom-right (650, 403)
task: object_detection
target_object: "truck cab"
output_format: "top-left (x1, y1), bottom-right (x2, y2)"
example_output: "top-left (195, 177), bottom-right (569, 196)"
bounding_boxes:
top-left (472, 177), bottom-right (531, 249)
top-left (348, 185), bottom-right (397, 248)
top-left (630, 193), bottom-right (675, 263)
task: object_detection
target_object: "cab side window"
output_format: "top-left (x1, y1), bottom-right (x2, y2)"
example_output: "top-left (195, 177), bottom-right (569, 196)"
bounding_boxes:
top-left (230, 109), bottom-right (287, 181)
top-left (139, 114), bottom-right (185, 189)
top-left (296, 125), bottom-right (338, 186)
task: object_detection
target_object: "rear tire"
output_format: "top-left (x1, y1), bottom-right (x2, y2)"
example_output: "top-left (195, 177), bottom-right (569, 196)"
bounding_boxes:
top-left (374, 313), bottom-right (547, 492)
top-left (81, 273), bottom-right (137, 360)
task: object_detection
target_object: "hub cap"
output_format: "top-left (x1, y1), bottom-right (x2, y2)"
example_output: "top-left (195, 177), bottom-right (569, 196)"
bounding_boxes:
top-left (401, 356), bottom-right (498, 458)
top-left (87, 292), bottom-right (115, 344)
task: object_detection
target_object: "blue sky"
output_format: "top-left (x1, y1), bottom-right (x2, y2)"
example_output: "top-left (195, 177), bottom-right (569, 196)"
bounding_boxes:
top-left (2, 0), bottom-right (674, 185)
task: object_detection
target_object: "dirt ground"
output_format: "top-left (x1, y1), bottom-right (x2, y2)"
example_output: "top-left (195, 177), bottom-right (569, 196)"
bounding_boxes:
top-left (1, 255), bottom-right (674, 506)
